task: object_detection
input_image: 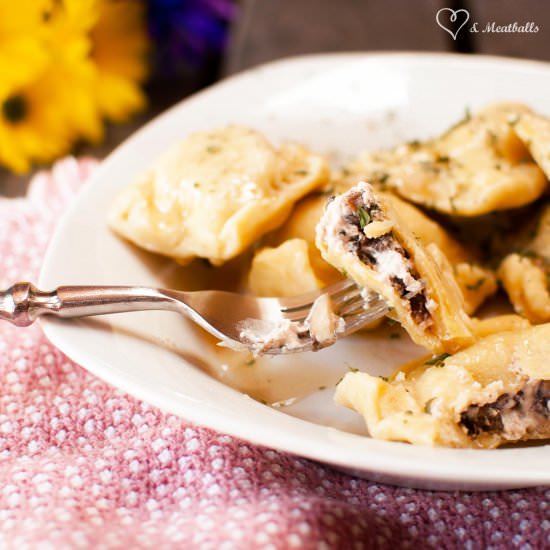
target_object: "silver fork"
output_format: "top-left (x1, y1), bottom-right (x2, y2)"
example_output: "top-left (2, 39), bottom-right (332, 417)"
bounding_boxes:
top-left (0, 281), bottom-right (388, 354)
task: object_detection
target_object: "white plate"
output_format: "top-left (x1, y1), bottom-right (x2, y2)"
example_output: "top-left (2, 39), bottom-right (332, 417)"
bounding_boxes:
top-left (40, 53), bottom-right (550, 490)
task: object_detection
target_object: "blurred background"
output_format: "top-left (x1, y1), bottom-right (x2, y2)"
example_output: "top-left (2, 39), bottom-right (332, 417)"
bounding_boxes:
top-left (1, 0), bottom-right (548, 196)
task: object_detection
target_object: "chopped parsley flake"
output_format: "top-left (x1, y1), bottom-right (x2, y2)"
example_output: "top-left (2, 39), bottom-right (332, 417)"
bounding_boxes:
top-left (357, 207), bottom-right (371, 229)
top-left (206, 145), bottom-right (221, 154)
top-left (389, 332), bottom-right (401, 340)
top-left (424, 353), bottom-right (451, 367)
top-left (294, 169), bottom-right (309, 176)
top-left (424, 398), bottom-right (436, 414)
top-left (346, 362), bottom-right (359, 373)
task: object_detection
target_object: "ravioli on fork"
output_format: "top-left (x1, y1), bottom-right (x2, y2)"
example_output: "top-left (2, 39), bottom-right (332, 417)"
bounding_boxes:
top-left (316, 182), bottom-right (476, 353)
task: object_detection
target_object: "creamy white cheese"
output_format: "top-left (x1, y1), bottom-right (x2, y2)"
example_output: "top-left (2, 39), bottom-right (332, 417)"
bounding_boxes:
top-left (304, 293), bottom-right (345, 345)
top-left (235, 294), bottom-right (345, 355)
top-left (371, 248), bottom-right (424, 297)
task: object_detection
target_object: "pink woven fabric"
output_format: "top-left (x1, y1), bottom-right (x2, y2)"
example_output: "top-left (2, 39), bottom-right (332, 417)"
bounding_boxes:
top-left (0, 157), bottom-right (549, 549)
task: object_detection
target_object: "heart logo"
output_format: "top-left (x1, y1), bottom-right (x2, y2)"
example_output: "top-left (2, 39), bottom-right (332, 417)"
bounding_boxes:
top-left (436, 8), bottom-right (470, 40)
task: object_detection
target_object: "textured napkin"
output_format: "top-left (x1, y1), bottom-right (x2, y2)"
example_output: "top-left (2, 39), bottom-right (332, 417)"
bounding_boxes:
top-left (0, 157), bottom-right (548, 549)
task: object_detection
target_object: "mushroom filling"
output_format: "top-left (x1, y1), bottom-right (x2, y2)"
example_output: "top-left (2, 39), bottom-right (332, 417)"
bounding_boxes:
top-left (331, 189), bottom-right (432, 327)
top-left (460, 380), bottom-right (550, 439)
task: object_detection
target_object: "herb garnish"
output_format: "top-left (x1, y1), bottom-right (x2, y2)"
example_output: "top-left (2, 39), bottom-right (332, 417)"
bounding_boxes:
top-left (423, 398), bottom-right (436, 415)
top-left (345, 362), bottom-right (359, 373)
top-left (389, 332), bottom-right (401, 340)
top-left (206, 145), bottom-right (221, 154)
top-left (294, 169), bottom-right (308, 176)
top-left (424, 353), bottom-right (451, 367)
top-left (357, 206), bottom-right (371, 229)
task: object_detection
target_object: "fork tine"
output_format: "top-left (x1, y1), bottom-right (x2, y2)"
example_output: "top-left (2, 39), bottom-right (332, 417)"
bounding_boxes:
top-left (278, 279), bottom-right (356, 313)
top-left (279, 280), bottom-right (361, 322)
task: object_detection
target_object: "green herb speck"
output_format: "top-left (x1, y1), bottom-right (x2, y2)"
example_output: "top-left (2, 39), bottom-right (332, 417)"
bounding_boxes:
top-left (345, 362), bottom-right (359, 373)
top-left (389, 332), bottom-right (401, 340)
top-left (424, 398), bottom-right (436, 414)
top-left (424, 353), bottom-right (451, 367)
top-left (357, 206), bottom-right (371, 229)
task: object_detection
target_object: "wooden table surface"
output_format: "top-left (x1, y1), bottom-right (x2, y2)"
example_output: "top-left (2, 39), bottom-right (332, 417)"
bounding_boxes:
top-left (1, 0), bottom-right (548, 197)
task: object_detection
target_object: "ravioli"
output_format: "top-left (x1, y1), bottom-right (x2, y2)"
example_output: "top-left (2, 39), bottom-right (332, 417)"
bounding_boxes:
top-left (347, 103), bottom-right (547, 216)
top-left (109, 126), bottom-right (329, 265)
top-left (336, 323), bottom-right (549, 448)
top-left (248, 238), bottom-right (327, 297)
top-left (247, 192), bottom-right (344, 297)
top-left (316, 182), bottom-right (475, 353)
top-left (514, 110), bottom-right (550, 180)
top-left (498, 205), bottom-right (550, 323)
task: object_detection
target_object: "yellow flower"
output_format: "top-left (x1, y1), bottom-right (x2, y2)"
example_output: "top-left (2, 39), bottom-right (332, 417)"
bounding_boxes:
top-left (90, 0), bottom-right (150, 122)
top-left (50, 0), bottom-right (150, 124)
top-left (0, 0), bottom-right (50, 86)
top-left (0, 66), bottom-right (75, 173)
top-left (0, 0), bottom-right (149, 173)
top-left (45, 0), bottom-right (104, 144)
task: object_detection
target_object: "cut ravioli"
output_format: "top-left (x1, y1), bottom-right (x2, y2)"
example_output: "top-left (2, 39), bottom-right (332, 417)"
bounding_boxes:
top-left (498, 205), bottom-right (550, 323)
top-left (382, 193), bottom-right (497, 314)
top-left (109, 126), bottom-right (329, 265)
top-left (335, 323), bottom-right (549, 448)
top-left (347, 103), bottom-right (547, 216)
top-left (316, 182), bottom-right (475, 353)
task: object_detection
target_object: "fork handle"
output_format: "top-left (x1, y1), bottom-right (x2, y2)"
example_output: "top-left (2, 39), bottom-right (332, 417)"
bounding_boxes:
top-left (0, 283), bottom-right (178, 327)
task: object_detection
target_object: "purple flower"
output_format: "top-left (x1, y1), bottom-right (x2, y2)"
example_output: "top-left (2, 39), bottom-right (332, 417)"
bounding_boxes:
top-left (147, 0), bottom-right (236, 75)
